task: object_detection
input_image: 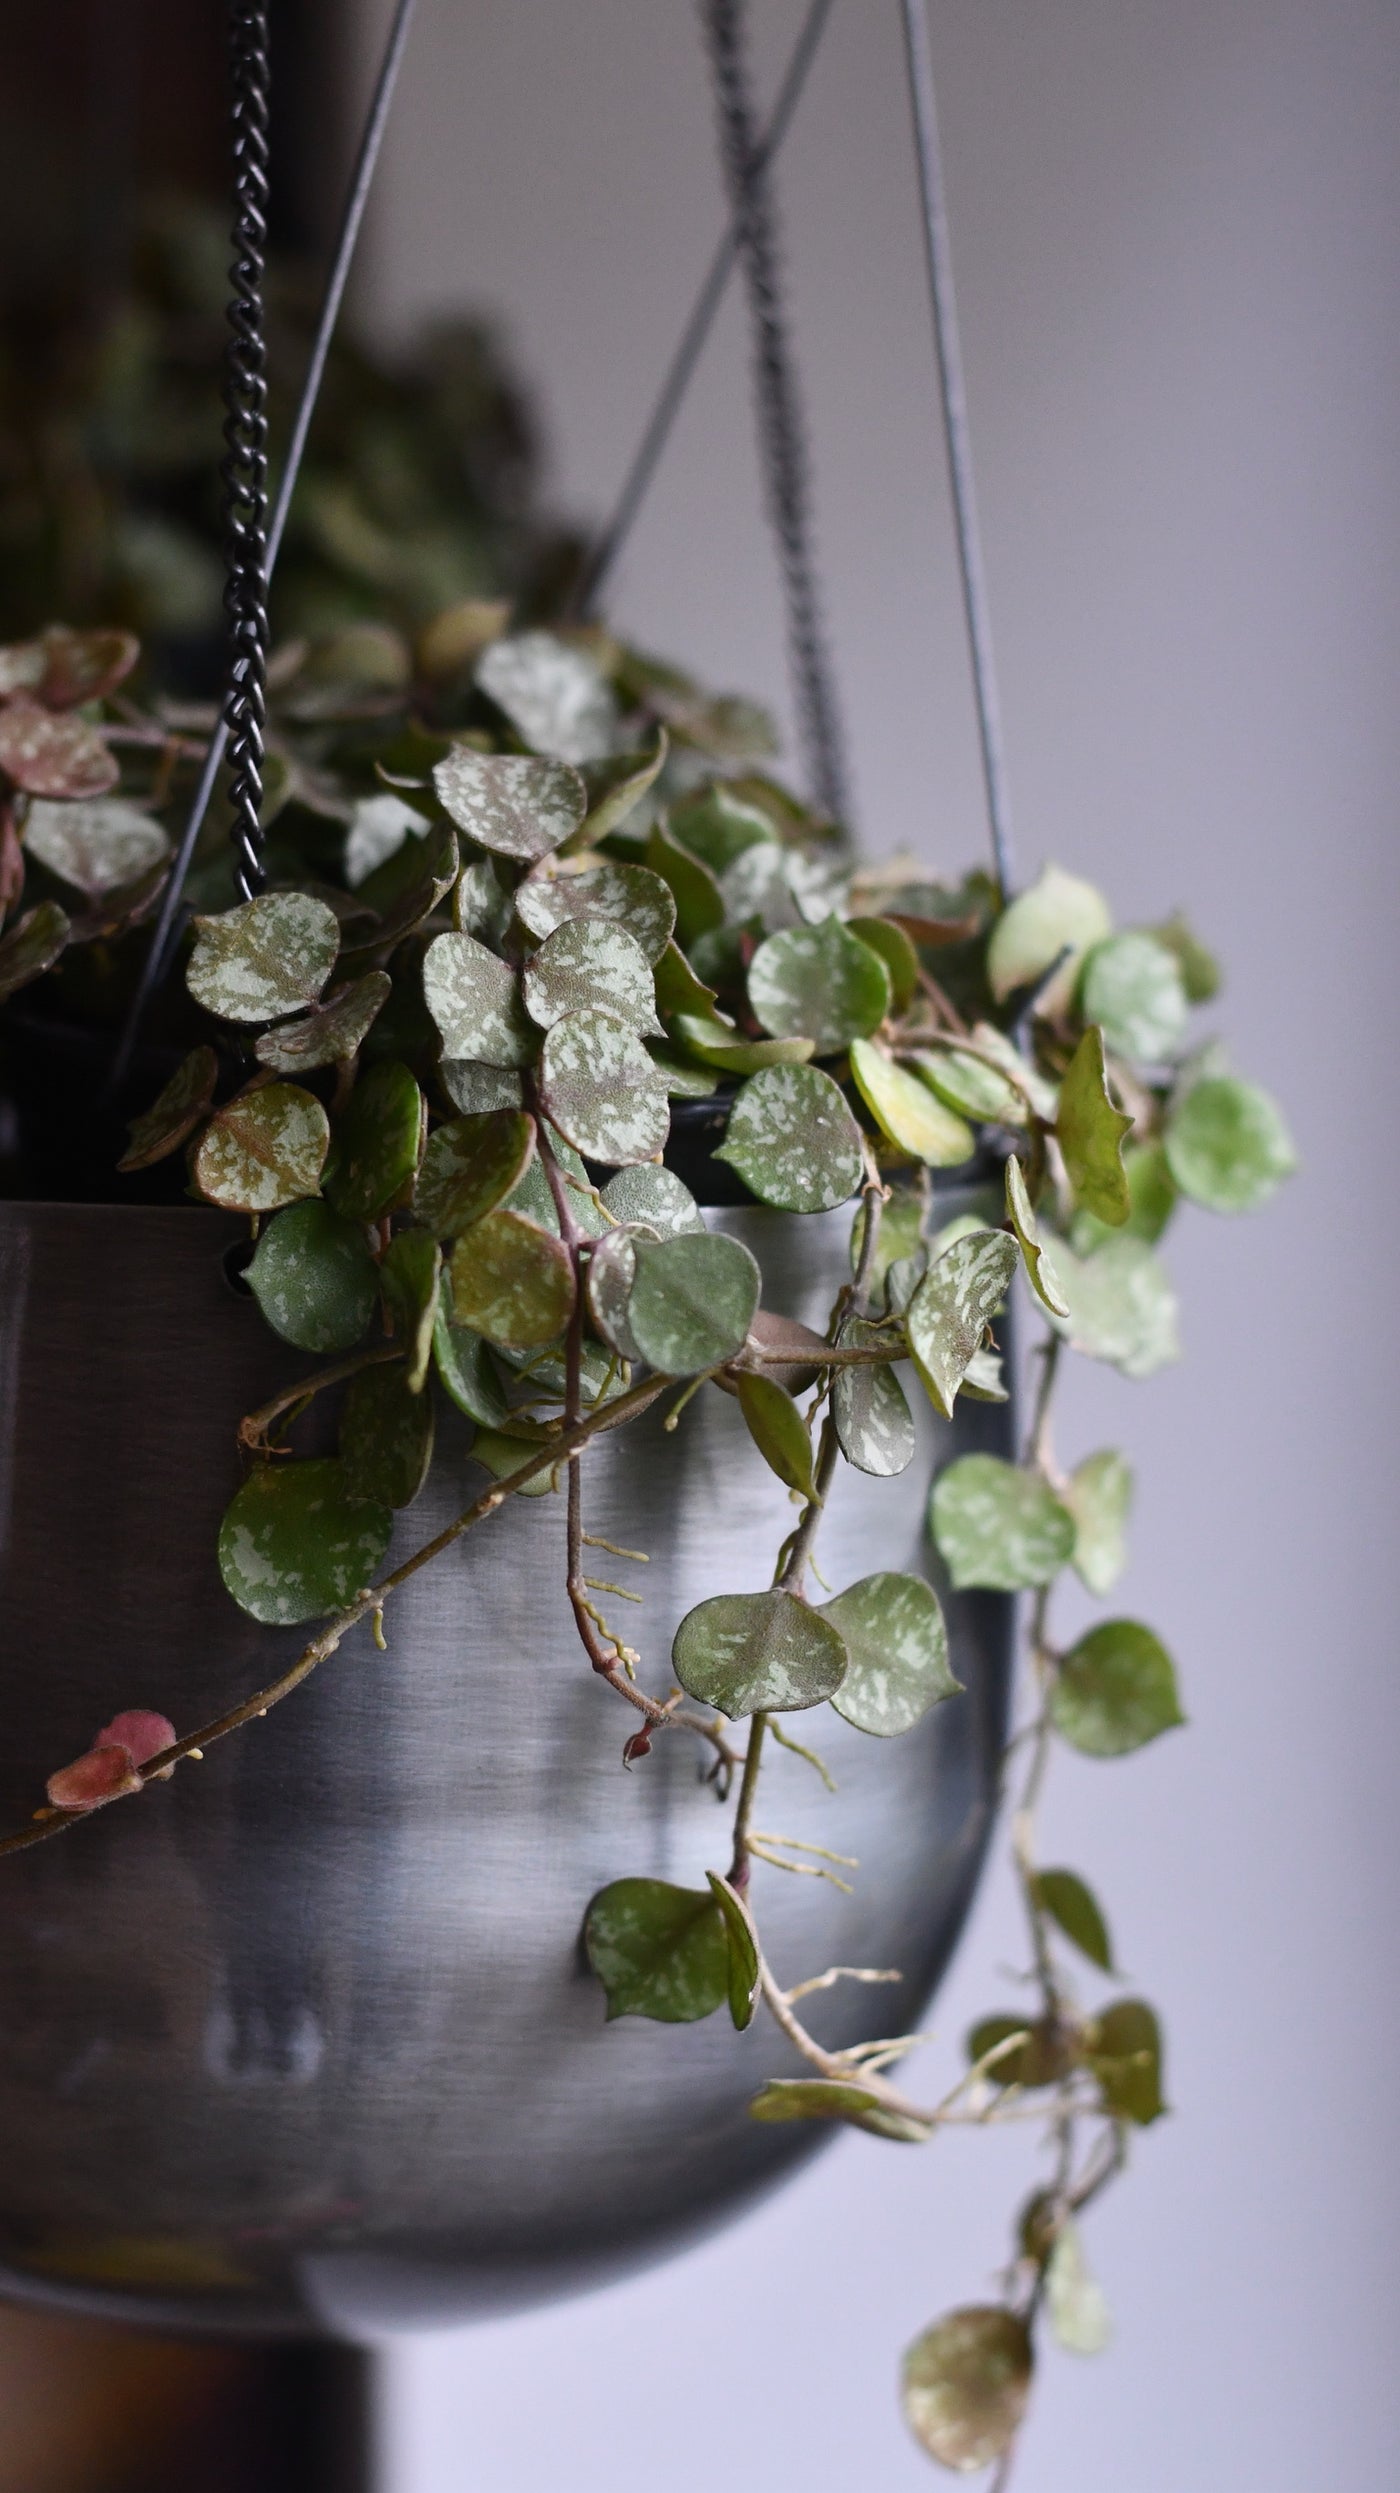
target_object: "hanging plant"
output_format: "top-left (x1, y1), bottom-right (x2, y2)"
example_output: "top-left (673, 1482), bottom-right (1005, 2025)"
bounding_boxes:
top-left (0, 612), bottom-right (1293, 2475)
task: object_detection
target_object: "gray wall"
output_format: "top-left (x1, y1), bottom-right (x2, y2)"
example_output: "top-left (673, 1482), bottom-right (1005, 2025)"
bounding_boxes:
top-left (351, 1), bottom-right (1400, 2483)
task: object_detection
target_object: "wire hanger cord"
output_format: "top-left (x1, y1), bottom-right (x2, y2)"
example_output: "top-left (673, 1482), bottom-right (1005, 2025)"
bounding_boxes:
top-left (576, 0), bottom-right (837, 622)
top-left (899, 0), bottom-right (1014, 896)
top-left (108, 0), bottom-right (422, 1093)
top-left (222, 0), bottom-right (273, 908)
top-left (700, 0), bottom-right (851, 829)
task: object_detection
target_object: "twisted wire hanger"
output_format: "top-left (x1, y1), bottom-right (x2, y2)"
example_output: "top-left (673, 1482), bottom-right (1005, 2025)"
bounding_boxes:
top-left (222, 0), bottom-right (273, 907)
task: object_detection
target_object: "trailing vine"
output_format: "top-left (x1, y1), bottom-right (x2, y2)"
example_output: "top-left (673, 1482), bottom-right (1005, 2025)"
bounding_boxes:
top-left (0, 616), bottom-right (1293, 2477)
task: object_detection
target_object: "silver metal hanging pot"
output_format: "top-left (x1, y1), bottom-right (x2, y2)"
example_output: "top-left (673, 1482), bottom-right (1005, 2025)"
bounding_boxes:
top-left (0, 1186), bottom-right (1014, 2338)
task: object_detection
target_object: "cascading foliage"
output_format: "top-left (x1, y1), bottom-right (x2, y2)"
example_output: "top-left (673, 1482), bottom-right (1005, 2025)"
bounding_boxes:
top-left (0, 614), bottom-right (1294, 2478)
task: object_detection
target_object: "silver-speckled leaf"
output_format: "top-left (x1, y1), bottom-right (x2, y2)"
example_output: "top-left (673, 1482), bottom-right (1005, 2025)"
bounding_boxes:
top-left (987, 863), bottom-right (1111, 1012)
top-left (440, 1058), bottom-right (524, 1114)
top-left (116, 1044), bottom-right (218, 1171)
top-left (254, 972), bottom-right (391, 1072)
top-left (22, 796), bottom-right (169, 896)
top-left (188, 893), bottom-right (340, 1024)
top-left (1005, 1153), bottom-right (1070, 1316)
top-left (832, 1320), bottom-right (917, 1477)
top-left (747, 914), bottom-right (891, 1051)
top-left (906, 1229), bottom-right (1018, 1419)
top-left (340, 1361), bottom-right (435, 1509)
top-left (448, 1208), bottom-right (575, 1348)
top-left (522, 916), bottom-right (661, 1034)
top-left (380, 1228), bottom-right (441, 1391)
top-left (585, 1225), bottom-right (649, 1360)
top-left (1164, 1074), bottom-right (1296, 1213)
top-left (475, 630), bottom-right (616, 764)
top-left (1080, 931), bottom-right (1188, 1063)
top-left (344, 792), bottom-right (429, 889)
top-left (626, 1231), bottom-right (761, 1374)
top-left (422, 931), bottom-right (535, 1068)
top-left (599, 1164), bottom-right (705, 1237)
top-left (901, 2308), bottom-right (1033, 2472)
top-left (1064, 1448), bottom-right (1133, 1594)
top-left (538, 1008), bottom-right (670, 1166)
top-left (1058, 1026), bottom-right (1133, 1224)
top-left (714, 1062), bottom-right (862, 1213)
top-left (246, 1200), bottom-right (378, 1351)
top-left (931, 1453), bottom-right (1075, 1591)
top-left (192, 1082), bottom-right (330, 1213)
top-left (850, 1039), bottom-right (975, 1167)
top-left (648, 1043), bottom-right (720, 1100)
top-left (218, 1458), bottom-right (391, 1625)
top-left (823, 1571), bottom-right (958, 1737)
top-left (338, 822), bottom-right (460, 958)
top-left (454, 855), bottom-right (514, 946)
top-left (1047, 1234), bottom-right (1180, 1377)
top-left (672, 1587), bottom-right (848, 1717)
top-left (34, 624), bottom-right (139, 709)
top-left (0, 695), bottom-right (117, 799)
top-left (413, 1108), bottom-right (535, 1238)
top-left (433, 745), bottom-right (586, 861)
top-left (323, 1061), bottom-right (425, 1224)
top-left (515, 859), bottom-right (676, 964)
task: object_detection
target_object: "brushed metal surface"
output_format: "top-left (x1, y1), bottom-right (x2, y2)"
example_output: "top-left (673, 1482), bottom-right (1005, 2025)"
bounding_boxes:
top-left (0, 1195), bottom-right (1014, 2339)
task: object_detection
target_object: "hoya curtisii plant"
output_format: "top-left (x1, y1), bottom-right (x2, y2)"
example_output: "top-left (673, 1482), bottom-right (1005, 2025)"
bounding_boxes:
top-left (0, 618), bottom-right (1295, 2478)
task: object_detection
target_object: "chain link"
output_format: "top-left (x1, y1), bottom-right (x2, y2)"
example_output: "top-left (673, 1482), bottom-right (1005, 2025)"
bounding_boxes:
top-left (221, 2), bottom-right (272, 904)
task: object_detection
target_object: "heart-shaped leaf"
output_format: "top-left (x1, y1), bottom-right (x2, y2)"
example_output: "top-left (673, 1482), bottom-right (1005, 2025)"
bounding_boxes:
top-left (441, 1058), bottom-right (524, 1114)
top-left (0, 695), bottom-right (117, 799)
top-left (736, 1371), bottom-right (814, 1495)
top-left (22, 796), bottom-right (169, 896)
top-left (1085, 1998), bottom-right (1166, 2124)
top-left (847, 914), bottom-right (919, 1015)
top-left (255, 972), bottom-right (391, 1072)
top-left (433, 1310), bottom-right (510, 1426)
top-left (1033, 1867), bottom-right (1115, 1973)
top-left (715, 1063), bottom-right (863, 1213)
top-left (1152, 909), bottom-right (1220, 1004)
top-left (448, 1208), bottom-right (575, 1348)
top-left (338, 821), bottom-right (459, 956)
top-left (468, 1426), bottom-right (561, 1497)
top-left (246, 1200), bottom-right (379, 1350)
top-left (1051, 1618), bottom-right (1184, 1756)
top-left (188, 893), bottom-right (341, 1024)
top-left (1005, 1154), bottom-right (1070, 1316)
top-left (218, 1458), bottom-right (392, 1624)
top-left (515, 858), bottom-right (676, 965)
top-left (1070, 1138), bottom-right (1177, 1253)
top-left (850, 1038), bottom-right (975, 1166)
top-left (704, 1872), bottom-right (762, 2030)
top-left (422, 931), bottom-right (535, 1068)
top-left (831, 1321), bottom-right (917, 1477)
top-left (344, 792), bottom-right (429, 888)
top-left (669, 784), bottom-right (775, 872)
top-left (626, 1230), bottom-right (761, 1374)
top-left (906, 1229), bottom-right (1018, 1419)
top-left (1063, 1448), bottom-right (1133, 1593)
top-left (522, 916), bottom-right (661, 1033)
top-left (414, 1108), bottom-right (536, 1238)
top-left (750, 2079), bottom-right (933, 2144)
top-left (599, 1164), bottom-right (704, 1236)
top-left (340, 1360), bottom-right (435, 1508)
top-left (1047, 1234), bottom-right (1180, 1377)
top-left (1080, 931), bottom-right (1188, 1062)
top-left (987, 863), bottom-right (1111, 1012)
top-left (192, 1082), bottom-right (330, 1212)
top-left (117, 1044), bottom-right (218, 1171)
top-left (584, 1878), bottom-right (729, 2023)
top-left (475, 630), bottom-right (616, 763)
top-left (672, 1587), bottom-right (848, 1716)
top-left (747, 914), bottom-right (891, 1051)
top-left (433, 745), bottom-right (586, 861)
top-left (901, 2308), bottom-right (1033, 2473)
top-left (652, 939), bottom-right (719, 1022)
top-left (506, 1134), bottom-right (606, 1238)
top-left (931, 1453), bottom-right (1075, 1591)
top-left (324, 1061), bottom-right (424, 1223)
top-left (1058, 1025), bottom-right (1133, 1224)
top-left (538, 1008), bottom-right (670, 1165)
top-left (35, 624), bottom-right (139, 708)
top-left (380, 1229), bottom-right (441, 1390)
top-left (1164, 1073), bottom-right (1296, 1213)
top-left (822, 1571), bottom-right (958, 1736)
top-left (578, 732), bottom-right (669, 843)
top-left (0, 897), bottom-right (68, 998)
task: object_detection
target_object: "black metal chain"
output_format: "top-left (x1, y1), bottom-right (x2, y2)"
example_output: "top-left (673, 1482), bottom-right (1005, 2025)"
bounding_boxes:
top-left (699, 0), bottom-right (851, 829)
top-left (221, 2), bottom-right (273, 904)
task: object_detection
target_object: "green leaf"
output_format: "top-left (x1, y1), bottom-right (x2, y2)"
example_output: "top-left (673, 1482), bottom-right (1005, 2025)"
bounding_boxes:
top-left (422, 931), bottom-right (535, 1068)
top-left (448, 1208), bottom-right (576, 1349)
top-left (1046, 2222), bottom-right (1112, 2355)
top-left (849, 1184), bottom-right (925, 1290)
top-left (648, 1043), bottom-right (720, 1099)
top-left (715, 1063), bottom-right (863, 1213)
top-left (831, 1320), bottom-right (917, 1477)
top-left (599, 1164), bottom-right (704, 1235)
top-left (1086, 1997), bottom-right (1167, 2124)
top-left (931, 1454), bottom-right (1076, 1591)
top-left (23, 795), bottom-right (169, 896)
top-left (468, 1427), bottom-right (559, 1497)
top-left (1048, 1234), bottom-right (1180, 1377)
top-left (1152, 908), bottom-right (1220, 1004)
top-left (668, 784), bottom-right (775, 872)
top-left (1033, 1867), bottom-right (1115, 1973)
top-left (515, 859), bottom-right (675, 963)
top-left (340, 822), bottom-right (460, 957)
top-left (849, 1040), bottom-right (975, 1166)
top-left (911, 1039), bottom-right (1032, 1128)
top-left (254, 972), bottom-right (391, 1072)
top-left (0, 899), bottom-right (69, 1000)
top-left (646, 819), bottom-right (725, 946)
top-left (522, 916), bottom-right (661, 1033)
top-left (673, 1587), bottom-right (848, 1716)
top-left (583, 1878), bottom-right (729, 2023)
top-left (966, 2014), bottom-right (1072, 2089)
top-left (453, 854), bottom-right (513, 944)
top-left (822, 1571), bottom-right (958, 1737)
top-left (323, 1061), bottom-right (424, 1223)
top-left (380, 1229), bottom-right (441, 1391)
top-left (1005, 1154), bottom-right (1070, 1316)
top-left (0, 694), bottom-right (117, 799)
top-left (652, 938), bottom-right (719, 1022)
top-left (847, 914), bottom-right (919, 1014)
top-left (987, 863), bottom-right (1111, 1012)
top-left (432, 745), bottom-right (587, 861)
top-left (475, 630), bottom-right (616, 763)
top-left (187, 893), bottom-right (340, 1024)
top-left (246, 1200), bottom-right (378, 1351)
top-left (1058, 1025), bottom-right (1133, 1224)
top-left (750, 2079), bottom-right (932, 2144)
top-left (747, 915), bottom-right (891, 1051)
top-left (1064, 1449), bottom-right (1133, 1594)
top-left (413, 1108), bottom-right (536, 1238)
top-left (538, 1008), bottom-right (670, 1165)
top-left (1164, 1074), bottom-right (1296, 1212)
top-left (1079, 931), bottom-right (1188, 1062)
top-left (736, 1371), bottom-right (815, 1495)
top-left (585, 1224), bottom-right (647, 1358)
top-left (506, 1135), bottom-right (606, 1238)
top-left (901, 2308), bottom-right (1034, 2473)
top-left (1052, 1618), bottom-right (1184, 1757)
top-left (906, 1229), bottom-right (1018, 1419)
top-left (579, 733), bottom-right (669, 844)
top-left (218, 1459), bottom-right (392, 1625)
top-left (344, 791), bottom-right (429, 888)
top-left (118, 1045), bottom-right (218, 1171)
top-left (440, 1059), bottom-right (525, 1115)
top-left (433, 1310), bottom-right (510, 1426)
top-left (626, 1231), bottom-right (761, 1374)
top-left (192, 1082), bottom-right (330, 1213)
top-left (340, 1360), bottom-right (435, 1508)
top-left (1070, 1139), bottom-right (1177, 1252)
top-left (669, 1012), bottom-right (814, 1076)
top-left (705, 1872), bottom-right (761, 2030)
